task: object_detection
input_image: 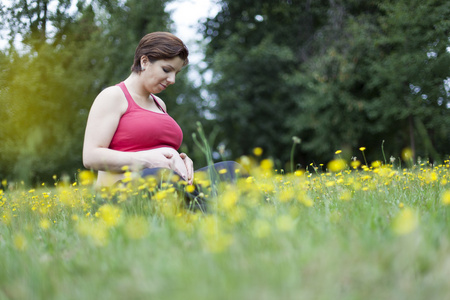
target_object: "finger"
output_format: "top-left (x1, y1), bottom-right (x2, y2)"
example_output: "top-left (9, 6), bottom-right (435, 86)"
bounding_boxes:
top-left (184, 160), bottom-right (194, 184)
top-left (171, 162), bottom-right (187, 180)
top-left (163, 153), bottom-right (173, 159)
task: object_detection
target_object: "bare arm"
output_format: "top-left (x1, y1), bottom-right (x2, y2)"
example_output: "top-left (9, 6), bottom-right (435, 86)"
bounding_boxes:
top-left (82, 87), bottom-right (177, 172)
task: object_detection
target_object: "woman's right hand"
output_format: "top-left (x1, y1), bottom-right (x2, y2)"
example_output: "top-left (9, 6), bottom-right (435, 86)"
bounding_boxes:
top-left (135, 148), bottom-right (188, 181)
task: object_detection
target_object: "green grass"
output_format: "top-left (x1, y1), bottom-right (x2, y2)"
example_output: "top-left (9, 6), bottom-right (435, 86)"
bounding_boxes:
top-left (1, 160), bottom-right (450, 300)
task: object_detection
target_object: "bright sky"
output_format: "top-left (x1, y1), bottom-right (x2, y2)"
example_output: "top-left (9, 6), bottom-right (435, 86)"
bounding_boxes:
top-left (165, 0), bottom-right (220, 68)
top-left (1, 0), bottom-right (220, 54)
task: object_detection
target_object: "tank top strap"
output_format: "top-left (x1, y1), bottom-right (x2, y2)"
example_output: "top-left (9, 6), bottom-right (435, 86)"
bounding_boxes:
top-left (117, 82), bottom-right (166, 113)
top-left (116, 82), bottom-right (137, 108)
top-left (150, 94), bottom-right (166, 113)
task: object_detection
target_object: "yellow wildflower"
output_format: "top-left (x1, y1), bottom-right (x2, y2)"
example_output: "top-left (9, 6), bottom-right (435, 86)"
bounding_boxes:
top-left (350, 160), bottom-right (361, 169)
top-left (220, 189), bottom-right (239, 210)
top-left (39, 219), bottom-right (51, 230)
top-left (218, 169), bottom-right (228, 174)
top-left (78, 170), bottom-right (96, 186)
top-left (155, 191), bottom-right (167, 201)
top-left (276, 215), bottom-right (295, 232)
top-left (97, 204), bottom-right (122, 227)
top-left (13, 233), bottom-right (28, 251)
top-left (442, 190), bottom-right (450, 205)
top-left (253, 147), bottom-right (263, 156)
top-left (185, 185), bottom-right (196, 193)
top-left (294, 170), bottom-right (304, 177)
top-left (392, 207), bottom-right (418, 235)
top-left (339, 191), bottom-right (352, 201)
top-left (401, 148), bottom-right (413, 161)
top-left (252, 219), bottom-right (271, 238)
top-left (124, 216), bottom-right (149, 240)
top-left (260, 159), bottom-right (274, 171)
top-left (371, 161), bottom-right (382, 168)
top-left (279, 189), bottom-right (294, 203)
top-left (327, 159), bottom-right (347, 173)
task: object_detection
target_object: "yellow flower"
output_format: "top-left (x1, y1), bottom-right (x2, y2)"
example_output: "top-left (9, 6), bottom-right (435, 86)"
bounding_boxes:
top-left (392, 207), bottom-right (418, 235)
top-left (220, 189), bottom-right (239, 210)
top-left (78, 170), bottom-right (96, 186)
top-left (155, 190), bottom-right (167, 201)
top-left (276, 215), bottom-right (295, 232)
top-left (297, 194), bottom-right (314, 207)
top-left (124, 216), bottom-right (149, 240)
top-left (13, 233), bottom-right (28, 251)
top-left (371, 161), bottom-right (382, 168)
top-left (359, 147), bottom-right (366, 151)
top-left (260, 159), bottom-right (274, 171)
top-left (335, 150), bottom-right (342, 154)
top-left (97, 204), bottom-right (122, 227)
top-left (294, 170), bottom-right (304, 177)
top-left (327, 159), bottom-right (347, 173)
top-left (350, 160), bottom-right (361, 169)
top-left (40, 219), bottom-right (51, 230)
top-left (252, 219), bottom-right (271, 238)
top-left (253, 147), bottom-right (263, 156)
top-left (91, 223), bottom-right (109, 246)
top-left (430, 172), bottom-right (438, 182)
top-left (185, 185), bottom-right (196, 193)
top-left (401, 148), bottom-right (413, 161)
top-left (203, 233), bottom-right (233, 253)
top-left (339, 191), bottom-right (352, 201)
top-left (279, 189), bottom-right (294, 203)
top-left (441, 190), bottom-right (450, 205)
top-left (76, 219), bottom-right (109, 246)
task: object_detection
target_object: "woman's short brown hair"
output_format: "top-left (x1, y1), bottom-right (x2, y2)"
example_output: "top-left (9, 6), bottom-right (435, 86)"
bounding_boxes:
top-left (131, 32), bottom-right (189, 73)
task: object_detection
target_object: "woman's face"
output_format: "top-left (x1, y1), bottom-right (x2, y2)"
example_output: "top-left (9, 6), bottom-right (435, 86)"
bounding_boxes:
top-left (141, 56), bottom-right (184, 94)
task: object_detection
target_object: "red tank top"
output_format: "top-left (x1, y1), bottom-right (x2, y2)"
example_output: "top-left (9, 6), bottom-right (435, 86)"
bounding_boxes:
top-left (109, 82), bottom-right (183, 152)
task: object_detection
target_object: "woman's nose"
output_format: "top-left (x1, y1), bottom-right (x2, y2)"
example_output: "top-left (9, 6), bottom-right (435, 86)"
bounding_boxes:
top-left (167, 74), bottom-right (176, 84)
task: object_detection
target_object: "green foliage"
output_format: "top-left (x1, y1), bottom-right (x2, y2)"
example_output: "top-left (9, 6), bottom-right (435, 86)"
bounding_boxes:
top-left (202, 0), bottom-right (328, 166)
top-left (0, 0), bottom-right (206, 184)
top-left (202, 0), bottom-right (450, 166)
top-left (1, 160), bottom-right (450, 299)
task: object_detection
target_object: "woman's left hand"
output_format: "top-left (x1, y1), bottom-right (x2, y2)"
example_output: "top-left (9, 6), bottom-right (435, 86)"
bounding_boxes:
top-left (179, 153), bottom-right (194, 185)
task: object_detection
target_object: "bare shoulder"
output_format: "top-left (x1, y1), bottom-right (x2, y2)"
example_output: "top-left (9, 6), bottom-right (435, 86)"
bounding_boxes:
top-left (152, 94), bottom-right (167, 112)
top-left (92, 86), bottom-right (127, 113)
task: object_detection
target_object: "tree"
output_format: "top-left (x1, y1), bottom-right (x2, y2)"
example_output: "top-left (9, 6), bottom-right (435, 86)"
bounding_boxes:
top-left (202, 0), bottom-right (328, 167)
top-left (202, 0), bottom-right (450, 167)
top-left (287, 0), bottom-right (450, 163)
top-left (0, 0), bottom-right (205, 184)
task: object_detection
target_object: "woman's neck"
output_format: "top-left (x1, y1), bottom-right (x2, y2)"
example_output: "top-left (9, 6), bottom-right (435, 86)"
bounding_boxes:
top-left (124, 73), bottom-right (150, 99)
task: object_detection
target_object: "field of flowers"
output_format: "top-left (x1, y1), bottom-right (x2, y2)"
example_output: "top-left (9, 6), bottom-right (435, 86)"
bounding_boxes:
top-left (1, 149), bottom-right (450, 300)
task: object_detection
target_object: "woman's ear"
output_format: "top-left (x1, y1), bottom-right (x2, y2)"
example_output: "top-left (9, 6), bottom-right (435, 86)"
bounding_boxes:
top-left (140, 55), bottom-right (149, 69)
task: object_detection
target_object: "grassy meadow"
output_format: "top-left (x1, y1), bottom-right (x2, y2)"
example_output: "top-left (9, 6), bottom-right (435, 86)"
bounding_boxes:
top-left (1, 150), bottom-right (450, 300)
